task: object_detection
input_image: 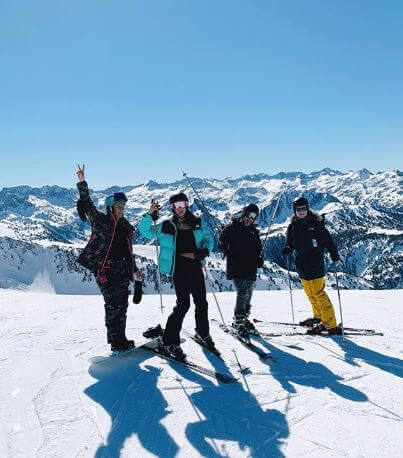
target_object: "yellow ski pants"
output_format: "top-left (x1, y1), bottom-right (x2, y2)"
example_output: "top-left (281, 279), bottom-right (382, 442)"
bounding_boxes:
top-left (301, 277), bottom-right (337, 328)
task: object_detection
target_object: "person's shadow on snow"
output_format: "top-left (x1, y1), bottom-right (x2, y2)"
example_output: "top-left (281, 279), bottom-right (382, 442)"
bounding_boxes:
top-left (334, 337), bottom-right (403, 379)
top-left (163, 351), bottom-right (289, 458)
top-left (253, 337), bottom-right (368, 402)
top-left (85, 353), bottom-right (178, 458)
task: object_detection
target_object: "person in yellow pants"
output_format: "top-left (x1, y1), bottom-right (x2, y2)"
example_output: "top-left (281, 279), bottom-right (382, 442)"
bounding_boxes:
top-left (301, 277), bottom-right (337, 329)
top-left (283, 196), bottom-right (342, 335)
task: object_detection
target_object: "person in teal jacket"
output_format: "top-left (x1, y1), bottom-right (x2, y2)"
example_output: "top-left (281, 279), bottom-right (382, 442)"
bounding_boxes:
top-left (139, 192), bottom-right (216, 359)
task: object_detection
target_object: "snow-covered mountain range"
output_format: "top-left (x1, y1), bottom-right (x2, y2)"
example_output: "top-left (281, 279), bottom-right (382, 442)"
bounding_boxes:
top-left (0, 168), bottom-right (401, 293)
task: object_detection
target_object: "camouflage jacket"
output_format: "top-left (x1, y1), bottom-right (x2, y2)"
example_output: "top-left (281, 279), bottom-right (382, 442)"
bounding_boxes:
top-left (76, 181), bottom-right (138, 282)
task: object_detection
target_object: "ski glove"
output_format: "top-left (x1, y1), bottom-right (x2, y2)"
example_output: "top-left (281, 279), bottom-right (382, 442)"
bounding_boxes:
top-left (195, 248), bottom-right (209, 260)
top-left (282, 246), bottom-right (292, 256)
top-left (331, 253), bottom-right (340, 262)
top-left (133, 280), bottom-right (143, 304)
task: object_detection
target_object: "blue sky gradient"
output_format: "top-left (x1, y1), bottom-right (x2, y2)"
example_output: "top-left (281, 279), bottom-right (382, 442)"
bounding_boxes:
top-left (1, 0), bottom-right (402, 188)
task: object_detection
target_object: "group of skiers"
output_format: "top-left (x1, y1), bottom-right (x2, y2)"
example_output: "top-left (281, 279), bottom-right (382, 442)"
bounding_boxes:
top-left (76, 165), bottom-right (342, 357)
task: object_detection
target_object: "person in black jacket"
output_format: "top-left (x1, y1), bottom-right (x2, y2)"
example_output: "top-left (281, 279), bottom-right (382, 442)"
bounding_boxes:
top-left (283, 196), bottom-right (342, 335)
top-left (220, 204), bottom-right (263, 339)
top-left (76, 164), bottom-right (142, 352)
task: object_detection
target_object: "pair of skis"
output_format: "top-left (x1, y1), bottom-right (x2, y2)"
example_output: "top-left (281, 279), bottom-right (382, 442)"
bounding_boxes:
top-left (126, 322), bottom-right (270, 383)
top-left (110, 336), bottom-right (237, 383)
top-left (252, 318), bottom-right (383, 337)
top-left (141, 343), bottom-right (237, 383)
top-left (211, 319), bottom-right (276, 360)
top-left (181, 329), bottom-right (250, 373)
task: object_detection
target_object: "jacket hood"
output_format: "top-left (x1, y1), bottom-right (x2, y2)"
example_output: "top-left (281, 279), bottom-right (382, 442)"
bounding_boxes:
top-left (289, 210), bottom-right (323, 224)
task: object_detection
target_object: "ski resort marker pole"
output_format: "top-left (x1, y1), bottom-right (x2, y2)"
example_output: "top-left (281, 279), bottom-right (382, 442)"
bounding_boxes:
top-left (334, 270), bottom-right (345, 342)
top-left (203, 266), bottom-right (227, 326)
top-left (260, 180), bottom-right (287, 257)
top-left (153, 220), bottom-right (164, 315)
top-left (286, 256), bottom-right (296, 324)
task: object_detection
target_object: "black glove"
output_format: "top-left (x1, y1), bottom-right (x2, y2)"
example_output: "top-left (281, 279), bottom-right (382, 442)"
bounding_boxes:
top-left (150, 209), bottom-right (159, 221)
top-left (331, 253), bottom-right (340, 262)
top-left (133, 280), bottom-right (143, 304)
top-left (282, 246), bottom-right (292, 256)
top-left (195, 248), bottom-right (209, 260)
top-left (257, 255), bottom-right (264, 268)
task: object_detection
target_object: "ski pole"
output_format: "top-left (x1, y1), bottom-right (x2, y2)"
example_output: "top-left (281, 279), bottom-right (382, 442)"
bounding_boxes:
top-left (260, 180), bottom-right (287, 257)
top-left (153, 220), bottom-right (164, 315)
top-left (286, 256), bottom-right (295, 324)
top-left (334, 270), bottom-right (345, 342)
top-left (182, 172), bottom-right (222, 238)
top-left (203, 266), bottom-right (227, 326)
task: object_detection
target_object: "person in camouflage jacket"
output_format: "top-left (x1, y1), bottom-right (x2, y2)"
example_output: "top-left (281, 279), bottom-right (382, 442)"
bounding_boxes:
top-left (76, 164), bottom-right (141, 352)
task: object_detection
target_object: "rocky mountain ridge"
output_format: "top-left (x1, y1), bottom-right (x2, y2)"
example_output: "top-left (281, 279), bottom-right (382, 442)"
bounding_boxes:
top-left (0, 168), bottom-right (401, 293)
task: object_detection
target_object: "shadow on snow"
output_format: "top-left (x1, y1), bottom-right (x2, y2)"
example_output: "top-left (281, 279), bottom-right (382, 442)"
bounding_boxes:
top-left (252, 336), bottom-right (368, 402)
top-left (85, 346), bottom-right (290, 458)
top-left (85, 352), bottom-right (179, 458)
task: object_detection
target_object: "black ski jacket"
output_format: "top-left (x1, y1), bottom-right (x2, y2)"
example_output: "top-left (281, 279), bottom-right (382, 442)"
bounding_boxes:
top-left (76, 181), bottom-right (138, 283)
top-left (284, 211), bottom-right (339, 280)
top-left (220, 219), bottom-right (262, 280)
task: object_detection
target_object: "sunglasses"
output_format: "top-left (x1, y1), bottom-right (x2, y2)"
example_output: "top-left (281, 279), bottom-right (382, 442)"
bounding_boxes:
top-left (244, 212), bottom-right (257, 220)
top-left (172, 201), bottom-right (189, 210)
top-left (295, 206), bottom-right (307, 212)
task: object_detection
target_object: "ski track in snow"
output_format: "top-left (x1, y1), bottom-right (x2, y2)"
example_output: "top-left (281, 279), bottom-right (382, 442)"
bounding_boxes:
top-left (0, 289), bottom-right (402, 457)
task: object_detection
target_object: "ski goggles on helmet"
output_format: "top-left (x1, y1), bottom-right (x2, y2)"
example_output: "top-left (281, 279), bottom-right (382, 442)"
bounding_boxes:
top-left (244, 211), bottom-right (257, 220)
top-left (171, 200), bottom-right (189, 210)
top-left (105, 192), bottom-right (128, 208)
top-left (295, 206), bottom-right (307, 212)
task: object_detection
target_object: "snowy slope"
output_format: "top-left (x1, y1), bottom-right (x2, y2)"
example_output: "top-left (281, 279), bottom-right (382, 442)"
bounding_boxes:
top-left (0, 289), bottom-right (402, 457)
top-left (0, 168), bottom-right (402, 291)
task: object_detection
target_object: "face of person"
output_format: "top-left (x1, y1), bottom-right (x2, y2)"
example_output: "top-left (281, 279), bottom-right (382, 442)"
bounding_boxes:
top-left (242, 214), bottom-right (256, 227)
top-left (295, 206), bottom-right (308, 219)
top-left (172, 201), bottom-right (188, 218)
top-left (113, 203), bottom-right (125, 220)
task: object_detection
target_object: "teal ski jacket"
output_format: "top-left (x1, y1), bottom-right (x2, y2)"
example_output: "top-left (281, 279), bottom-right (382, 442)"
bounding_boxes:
top-left (138, 212), bottom-right (214, 275)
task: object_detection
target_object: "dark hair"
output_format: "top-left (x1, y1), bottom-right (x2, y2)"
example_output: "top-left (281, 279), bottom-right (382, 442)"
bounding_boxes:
top-left (169, 192), bottom-right (189, 205)
top-left (243, 203), bottom-right (259, 216)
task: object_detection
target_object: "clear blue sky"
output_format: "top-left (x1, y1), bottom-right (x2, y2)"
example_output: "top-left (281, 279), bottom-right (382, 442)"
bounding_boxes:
top-left (1, 0), bottom-right (402, 188)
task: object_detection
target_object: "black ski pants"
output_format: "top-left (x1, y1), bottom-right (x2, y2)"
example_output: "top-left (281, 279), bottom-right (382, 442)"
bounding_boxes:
top-left (97, 277), bottom-right (130, 346)
top-left (163, 257), bottom-right (209, 345)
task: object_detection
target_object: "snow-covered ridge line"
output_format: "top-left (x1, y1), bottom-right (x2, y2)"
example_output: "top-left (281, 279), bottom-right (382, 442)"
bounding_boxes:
top-left (0, 168), bottom-right (402, 292)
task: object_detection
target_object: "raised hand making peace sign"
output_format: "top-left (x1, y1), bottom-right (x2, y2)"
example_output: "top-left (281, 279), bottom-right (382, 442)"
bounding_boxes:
top-left (76, 164), bottom-right (85, 182)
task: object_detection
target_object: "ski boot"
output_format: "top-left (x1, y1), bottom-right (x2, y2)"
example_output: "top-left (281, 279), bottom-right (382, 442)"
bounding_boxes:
top-left (299, 317), bottom-right (321, 327)
top-left (111, 339), bottom-right (135, 352)
top-left (143, 324), bottom-right (164, 339)
top-left (232, 317), bottom-right (250, 343)
top-left (244, 318), bottom-right (259, 335)
top-left (306, 324), bottom-right (326, 335)
top-left (157, 337), bottom-right (187, 360)
top-left (327, 326), bottom-right (343, 335)
top-left (194, 331), bottom-right (219, 353)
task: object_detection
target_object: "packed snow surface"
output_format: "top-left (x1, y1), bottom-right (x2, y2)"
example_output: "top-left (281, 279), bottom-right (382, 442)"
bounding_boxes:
top-left (0, 289), bottom-right (402, 457)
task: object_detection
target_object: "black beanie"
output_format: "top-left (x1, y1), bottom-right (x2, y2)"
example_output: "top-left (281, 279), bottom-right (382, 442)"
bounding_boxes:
top-left (169, 192), bottom-right (189, 205)
top-left (243, 203), bottom-right (259, 216)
